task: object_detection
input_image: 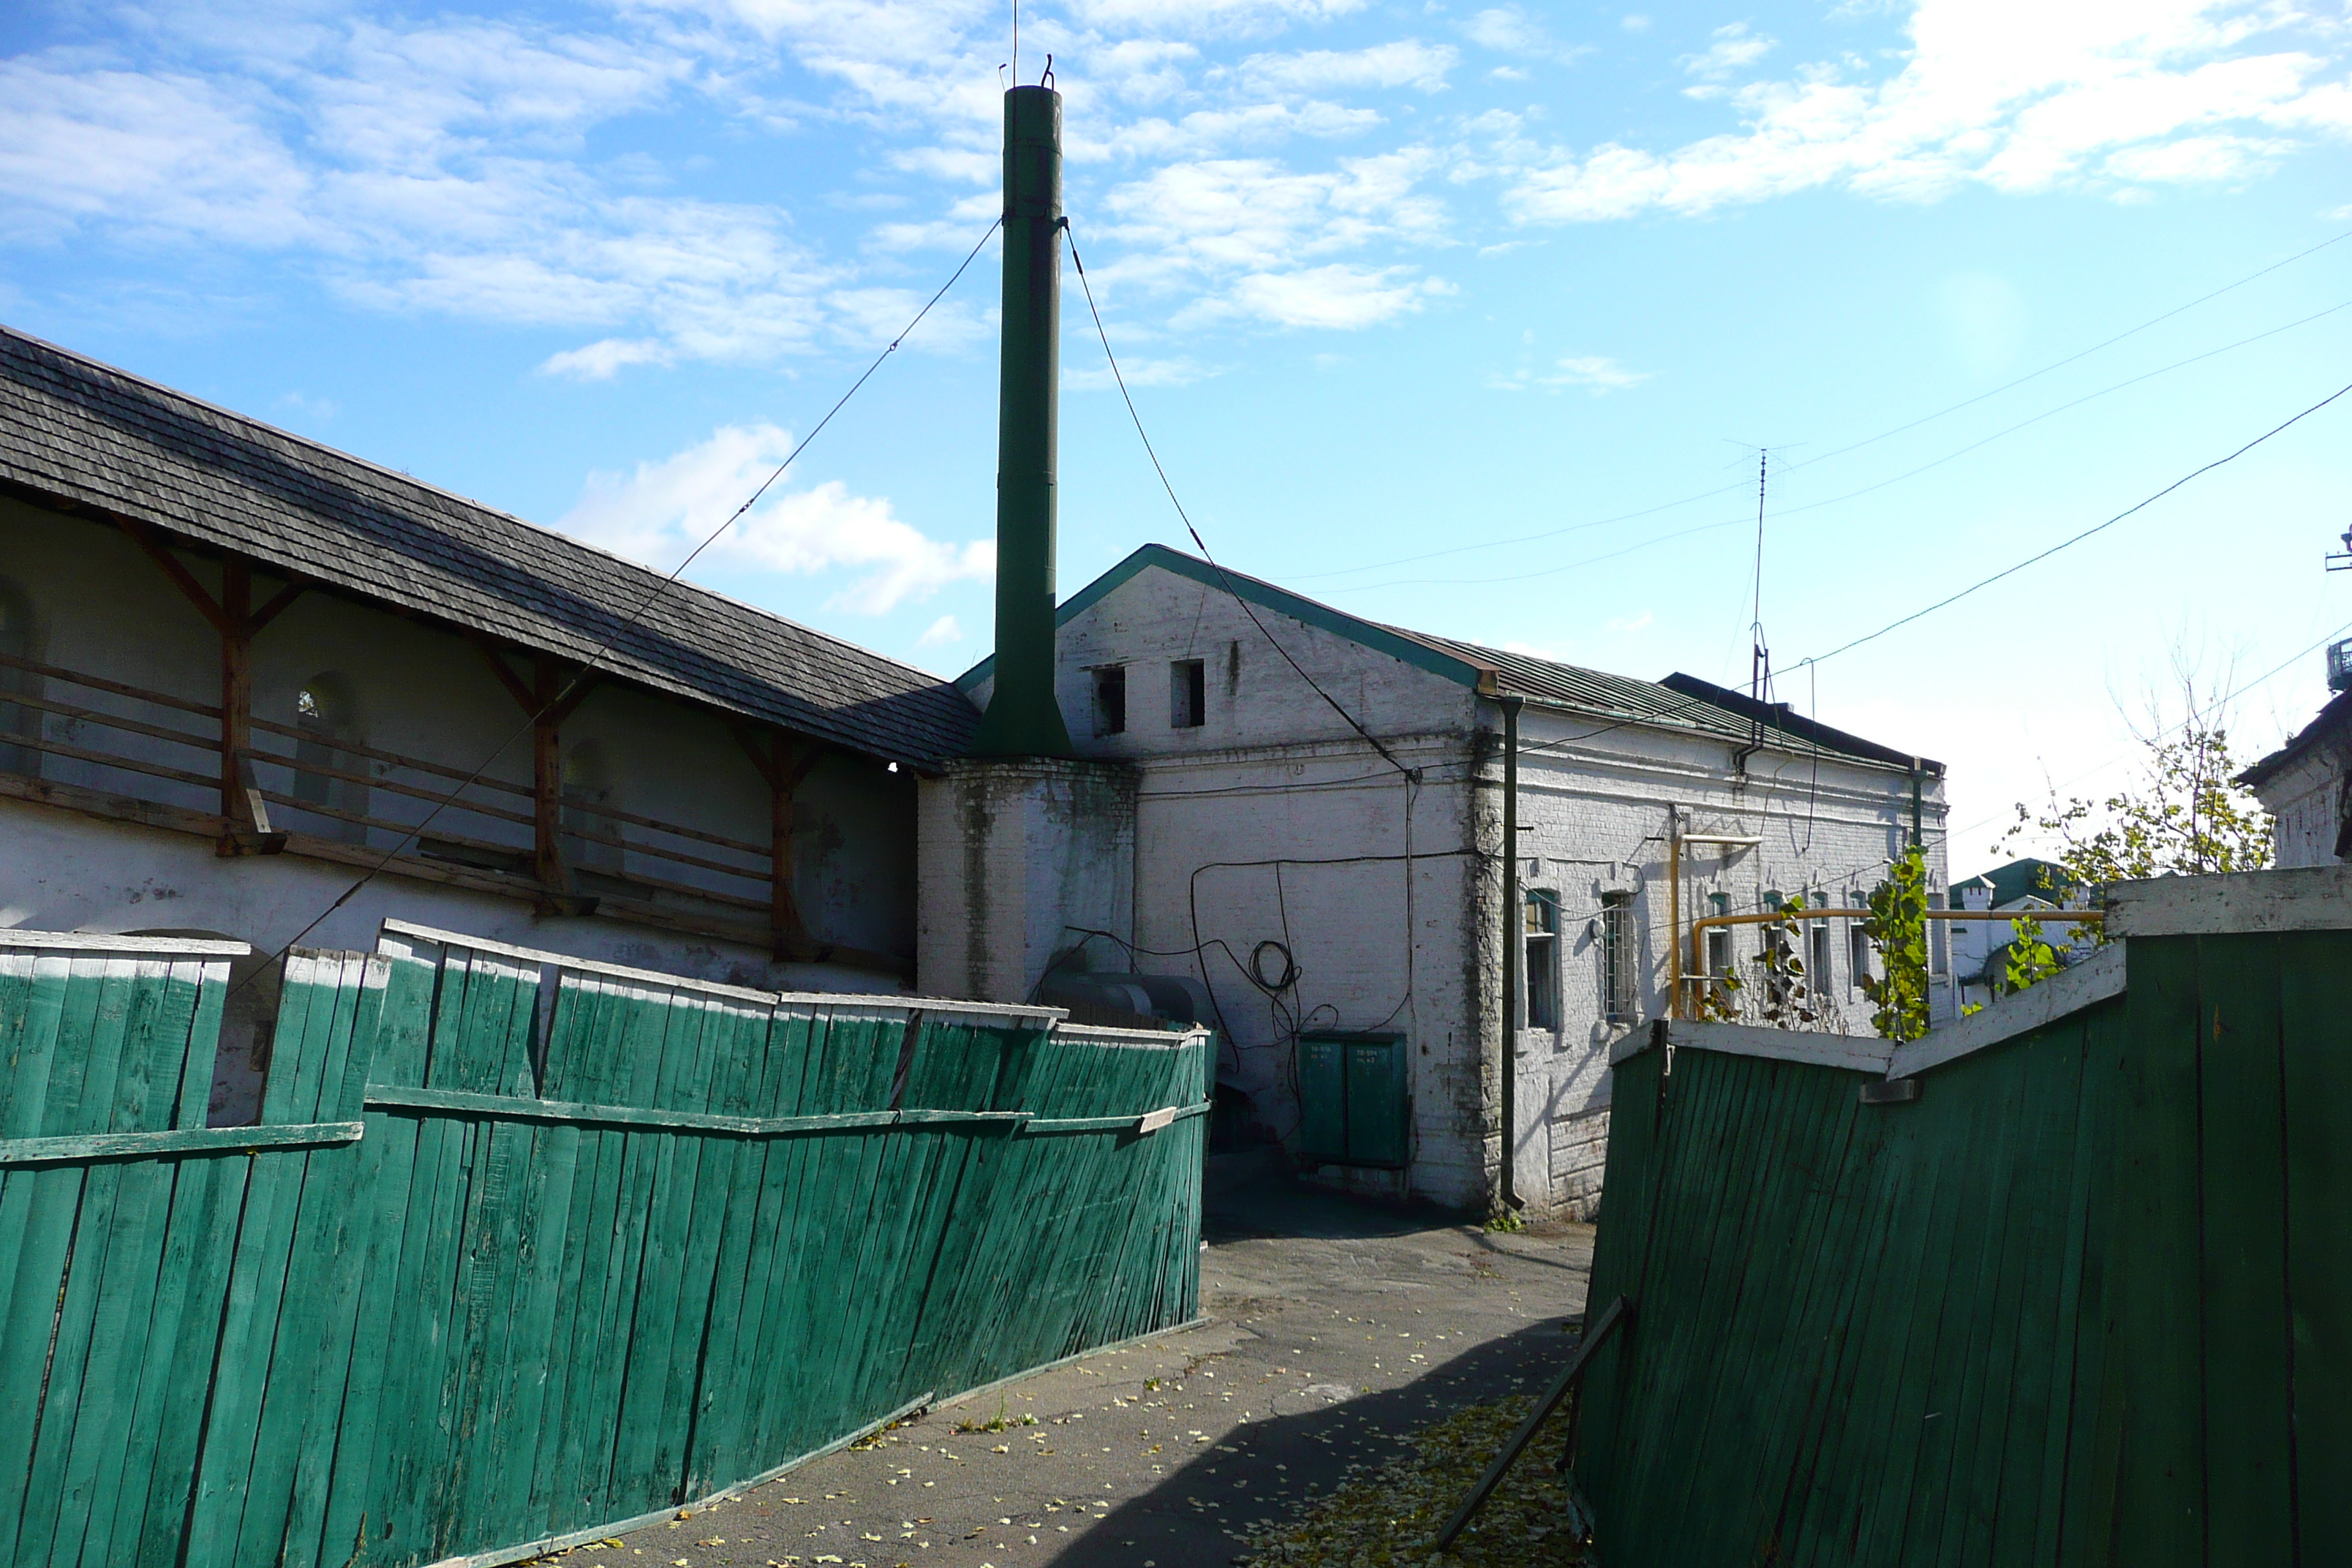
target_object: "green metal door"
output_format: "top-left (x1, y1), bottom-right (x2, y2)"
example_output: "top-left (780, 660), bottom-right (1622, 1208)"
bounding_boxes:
top-left (1344, 1039), bottom-right (1409, 1168)
top-left (1297, 1036), bottom-right (1348, 1164)
top-left (1297, 1033), bottom-right (1408, 1169)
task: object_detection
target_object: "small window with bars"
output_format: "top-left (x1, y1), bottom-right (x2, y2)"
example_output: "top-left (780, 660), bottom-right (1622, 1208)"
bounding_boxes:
top-left (1601, 891), bottom-right (1637, 1024)
top-left (1523, 889), bottom-right (1560, 1032)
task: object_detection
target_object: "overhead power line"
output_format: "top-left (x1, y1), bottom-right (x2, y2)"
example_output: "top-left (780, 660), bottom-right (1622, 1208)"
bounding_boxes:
top-left (1944, 614), bottom-right (2352, 844)
top-left (230, 215), bottom-right (1006, 996)
top-left (1803, 377), bottom-right (2352, 668)
top-left (1322, 293), bottom-right (2352, 595)
top-left (1294, 222), bottom-right (2352, 586)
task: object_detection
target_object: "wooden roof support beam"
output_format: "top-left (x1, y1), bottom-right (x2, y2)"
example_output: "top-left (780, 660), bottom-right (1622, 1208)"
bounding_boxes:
top-left (119, 519), bottom-right (233, 636)
top-left (730, 723), bottom-right (828, 961)
top-left (116, 522), bottom-right (304, 853)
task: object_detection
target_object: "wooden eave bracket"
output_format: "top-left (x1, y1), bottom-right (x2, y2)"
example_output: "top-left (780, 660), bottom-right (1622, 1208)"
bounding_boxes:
top-left (534, 892), bottom-right (602, 919)
top-left (118, 520), bottom-right (306, 634)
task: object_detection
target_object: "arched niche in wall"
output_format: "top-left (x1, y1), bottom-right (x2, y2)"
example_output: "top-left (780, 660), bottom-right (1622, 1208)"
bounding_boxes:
top-left (0, 576), bottom-right (41, 780)
top-left (561, 738), bottom-right (621, 872)
top-left (121, 928), bottom-right (279, 1128)
top-left (293, 671), bottom-right (368, 841)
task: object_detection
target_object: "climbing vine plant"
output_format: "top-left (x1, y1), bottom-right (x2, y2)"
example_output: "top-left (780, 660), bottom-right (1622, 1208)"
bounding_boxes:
top-left (1862, 848), bottom-right (1931, 1044)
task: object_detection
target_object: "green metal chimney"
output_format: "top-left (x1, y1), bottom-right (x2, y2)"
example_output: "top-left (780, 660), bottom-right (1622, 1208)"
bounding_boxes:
top-left (970, 83), bottom-right (1076, 758)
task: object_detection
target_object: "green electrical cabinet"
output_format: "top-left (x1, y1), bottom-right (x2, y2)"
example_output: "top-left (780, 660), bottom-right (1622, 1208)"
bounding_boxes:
top-left (1297, 1033), bottom-right (1409, 1169)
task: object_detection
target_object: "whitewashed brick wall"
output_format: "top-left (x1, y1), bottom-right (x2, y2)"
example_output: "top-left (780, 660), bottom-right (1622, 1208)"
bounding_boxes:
top-left (985, 559), bottom-right (1950, 1218)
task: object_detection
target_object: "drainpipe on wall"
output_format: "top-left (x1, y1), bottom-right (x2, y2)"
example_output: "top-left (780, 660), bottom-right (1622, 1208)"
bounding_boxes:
top-left (1666, 803), bottom-right (1681, 1022)
top-left (1500, 694), bottom-right (1522, 1213)
top-left (969, 81), bottom-right (1076, 760)
top-left (1910, 758), bottom-right (1924, 850)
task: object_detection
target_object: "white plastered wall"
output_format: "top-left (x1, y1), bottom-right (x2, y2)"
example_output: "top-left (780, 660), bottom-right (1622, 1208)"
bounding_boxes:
top-left (0, 496), bottom-right (919, 992)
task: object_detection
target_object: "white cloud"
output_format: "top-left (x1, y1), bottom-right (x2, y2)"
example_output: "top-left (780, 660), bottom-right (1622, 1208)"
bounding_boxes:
top-left (540, 337), bottom-right (671, 380)
top-left (1682, 23), bottom-right (1776, 81)
top-left (1221, 264), bottom-right (1450, 328)
top-left (916, 614), bottom-right (965, 647)
top-left (1605, 610), bottom-right (1655, 633)
top-left (1237, 42), bottom-right (1458, 95)
top-left (1066, 355), bottom-right (1219, 388)
top-left (1547, 354), bottom-right (1650, 390)
top-left (0, 0), bottom-right (1493, 367)
top-left (1462, 7), bottom-right (1589, 65)
top-left (1098, 150), bottom-right (1452, 328)
top-left (1066, 0), bottom-right (1370, 37)
top-left (1490, 352), bottom-right (1650, 391)
top-left (558, 424), bottom-right (992, 614)
top-left (1500, 0), bottom-right (2352, 222)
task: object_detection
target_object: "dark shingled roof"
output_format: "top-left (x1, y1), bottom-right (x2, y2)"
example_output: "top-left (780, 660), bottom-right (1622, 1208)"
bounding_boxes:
top-left (1387, 636), bottom-right (1942, 774)
top-left (0, 325), bottom-right (979, 766)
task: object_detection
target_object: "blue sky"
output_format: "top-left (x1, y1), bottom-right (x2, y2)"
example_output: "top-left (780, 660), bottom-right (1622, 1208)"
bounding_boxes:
top-left (4, 0), bottom-right (2348, 874)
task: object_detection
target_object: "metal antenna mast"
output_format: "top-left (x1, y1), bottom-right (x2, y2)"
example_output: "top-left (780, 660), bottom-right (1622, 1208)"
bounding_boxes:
top-left (1749, 448), bottom-right (1771, 705)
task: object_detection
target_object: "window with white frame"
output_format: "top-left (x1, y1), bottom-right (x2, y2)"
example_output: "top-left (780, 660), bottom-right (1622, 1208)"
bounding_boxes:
top-left (1601, 891), bottom-right (1637, 1024)
top-left (1704, 892), bottom-right (1732, 1003)
top-left (1523, 889), bottom-right (1560, 1031)
top-left (1808, 894), bottom-right (1833, 998)
top-left (1849, 897), bottom-right (1874, 998)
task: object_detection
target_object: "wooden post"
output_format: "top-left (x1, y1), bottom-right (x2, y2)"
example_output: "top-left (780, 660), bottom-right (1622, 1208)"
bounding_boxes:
top-left (733, 725), bottom-right (827, 962)
top-left (118, 524), bottom-right (300, 855)
top-left (219, 561), bottom-right (251, 834)
top-left (769, 731), bottom-right (801, 956)
top-left (532, 655), bottom-right (563, 893)
top-left (470, 638), bottom-right (596, 914)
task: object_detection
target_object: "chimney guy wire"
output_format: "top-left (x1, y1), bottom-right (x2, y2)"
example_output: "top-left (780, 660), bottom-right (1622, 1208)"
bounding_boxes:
top-left (227, 215), bottom-right (1006, 998)
top-left (1064, 225), bottom-right (1416, 781)
top-left (1801, 376), bottom-right (2352, 670)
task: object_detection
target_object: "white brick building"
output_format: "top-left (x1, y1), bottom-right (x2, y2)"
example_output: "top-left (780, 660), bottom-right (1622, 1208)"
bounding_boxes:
top-left (954, 546), bottom-right (1951, 1218)
top-left (2240, 685), bottom-right (2352, 868)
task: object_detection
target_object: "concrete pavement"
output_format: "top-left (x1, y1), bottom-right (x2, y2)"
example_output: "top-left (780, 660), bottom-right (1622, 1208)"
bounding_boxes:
top-left (578, 1154), bottom-right (1594, 1568)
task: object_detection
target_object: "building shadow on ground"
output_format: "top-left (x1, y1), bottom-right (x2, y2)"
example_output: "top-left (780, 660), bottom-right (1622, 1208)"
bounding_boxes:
top-left (1049, 1315), bottom-right (1587, 1566)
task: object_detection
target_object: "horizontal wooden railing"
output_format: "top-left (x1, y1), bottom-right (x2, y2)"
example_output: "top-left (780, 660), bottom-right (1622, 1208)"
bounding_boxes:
top-left (0, 648), bottom-right (826, 954)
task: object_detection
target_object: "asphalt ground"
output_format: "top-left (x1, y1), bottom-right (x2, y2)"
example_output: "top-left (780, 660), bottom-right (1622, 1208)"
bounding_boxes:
top-left (573, 1155), bottom-right (1594, 1568)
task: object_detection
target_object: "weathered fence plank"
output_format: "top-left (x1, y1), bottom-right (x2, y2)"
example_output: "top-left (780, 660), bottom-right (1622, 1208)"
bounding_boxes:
top-left (1577, 921), bottom-right (2352, 1567)
top-left (0, 926), bottom-right (1207, 1568)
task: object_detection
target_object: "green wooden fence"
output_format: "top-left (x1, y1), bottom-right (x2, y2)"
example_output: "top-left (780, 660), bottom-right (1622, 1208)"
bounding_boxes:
top-left (1573, 877), bottom-right (2352, 1567)
top-left (0, 921), bottom-right (1208, 1568)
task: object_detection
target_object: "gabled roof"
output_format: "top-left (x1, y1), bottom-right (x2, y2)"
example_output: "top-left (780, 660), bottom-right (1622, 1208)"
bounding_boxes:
top-left (963, 543), bottom-right (1937, 772)
top-left (0, 325), bottom-right (978, 766)
top-left (1953, 857), bottom-right (2076, 907)
top-left (2237, 689), bottom-right (2352, 791)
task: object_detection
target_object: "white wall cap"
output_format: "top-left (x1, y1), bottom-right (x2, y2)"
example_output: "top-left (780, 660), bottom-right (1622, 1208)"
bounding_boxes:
top-left (1053, 1022), bottom-right (1213, 1049)
top-left (1656, 1019), bottom-right (1893, 1075)
top-left (0, 929), bottom-right (252, 957)
top-left (2106, 864), bottom-right (2352, 937)
top-left (1888, 941), bottom-right (2127, 1079)
top-left (379, 919), bottom-right (1063, 1022)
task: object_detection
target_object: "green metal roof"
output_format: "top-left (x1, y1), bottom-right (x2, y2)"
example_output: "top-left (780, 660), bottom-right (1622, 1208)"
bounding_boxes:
top-left (1952, 857), bottom-right (2077, 906)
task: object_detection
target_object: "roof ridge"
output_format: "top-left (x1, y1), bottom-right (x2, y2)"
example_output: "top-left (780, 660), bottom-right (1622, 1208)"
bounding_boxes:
top-left (0, 321), bottom-right (955, 693)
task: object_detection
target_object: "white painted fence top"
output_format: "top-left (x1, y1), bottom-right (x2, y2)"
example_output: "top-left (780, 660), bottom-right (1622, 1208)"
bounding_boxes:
top-left (0, 929), bottom-right (252, 957)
